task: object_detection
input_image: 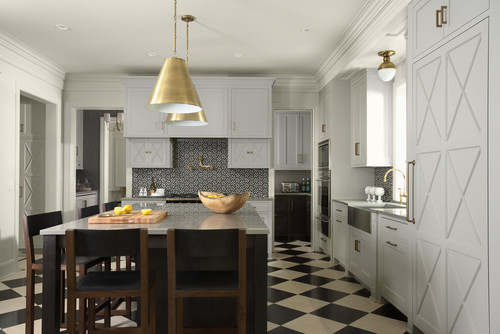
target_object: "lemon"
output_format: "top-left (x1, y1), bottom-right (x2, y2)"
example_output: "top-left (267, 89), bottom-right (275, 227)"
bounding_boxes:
top-left (114, 207), bottom-right (125, 215)
top-left (207, 194), bottom-right (218, 198)
top-left (123, 204), bottom-right (132, 213)
top-left (141, 209), bottom-right (152, 215)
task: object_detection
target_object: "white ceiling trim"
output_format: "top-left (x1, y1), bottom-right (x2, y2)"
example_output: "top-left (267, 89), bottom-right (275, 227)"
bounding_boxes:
top-left (315, 0), bottom-right (410, 89)
top-left (0, 29), bottom-right (65, 87)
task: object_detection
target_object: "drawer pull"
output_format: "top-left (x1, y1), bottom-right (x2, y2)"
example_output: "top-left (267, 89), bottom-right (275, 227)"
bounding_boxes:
top-left (355, 239), bottom-right (360, 252)
top-left (386, 241), bottom-right (398, 247)
top-left (320, 237), bottom-right (327, 242)
top-left (385, 225), bottom-right (397, 231)
top-left (336, 219), bottom-right (342, 223)
top-left (336, 209), bottom-right (342, 212)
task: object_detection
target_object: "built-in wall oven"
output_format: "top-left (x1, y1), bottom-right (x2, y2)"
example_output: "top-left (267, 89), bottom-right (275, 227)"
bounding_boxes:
top-left (316, 140), bottom-right (331, 238)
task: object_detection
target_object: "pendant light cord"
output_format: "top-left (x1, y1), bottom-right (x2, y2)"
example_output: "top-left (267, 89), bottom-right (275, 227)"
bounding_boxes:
top-left (186, 18), bottom-right (189, 66)
top-left (173, 0), bottom-right (177, 57)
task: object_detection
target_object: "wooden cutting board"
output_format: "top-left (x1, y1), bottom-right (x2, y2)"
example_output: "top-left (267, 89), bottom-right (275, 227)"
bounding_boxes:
top-left (88, 210), bottom-right (167, 224)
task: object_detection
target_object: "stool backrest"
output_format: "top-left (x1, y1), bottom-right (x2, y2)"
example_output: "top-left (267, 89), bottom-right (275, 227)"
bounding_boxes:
top-left (23, 211), bottom-right (63, 264)
top-left (78, 204), bottom-right (100, 219)
top-left (102, 201), bottom-right (121, 212)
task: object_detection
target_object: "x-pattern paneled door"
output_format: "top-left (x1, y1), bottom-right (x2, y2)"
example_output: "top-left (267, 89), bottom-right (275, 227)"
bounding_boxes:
top-left (412, 20), bottom-right (489, 334)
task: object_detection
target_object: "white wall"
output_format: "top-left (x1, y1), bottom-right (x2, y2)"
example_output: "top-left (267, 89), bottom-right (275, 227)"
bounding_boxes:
top-left (0, 32), bottom-right (64, 279)
top-left (62, 74), bottom-right (124, 221)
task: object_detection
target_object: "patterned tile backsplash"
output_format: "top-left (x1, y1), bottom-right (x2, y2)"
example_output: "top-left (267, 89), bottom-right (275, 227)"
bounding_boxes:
top-left (132, 138), bottom-right (269, 197)
top-left (374, 167), bottom-right (393, 202)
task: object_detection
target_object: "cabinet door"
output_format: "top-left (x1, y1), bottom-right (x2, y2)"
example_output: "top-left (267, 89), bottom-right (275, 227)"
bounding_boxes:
top-left (283, 113), bottom-right (300, 169)
top-left (289, 197), bottom-right (309, 241)
top-left (333, 215), bottom-right (347, 266)
top-left (380, 232), bottom-right (408, 315)
top-left (129, 138), bottom-right (172, 168)
top-left (228, 139), bottom-right (269, 168)
top-left (124, 87), bottom-right (165, 137)
top-left (129, 138), bottom-right (149, 167)
top-left (445, 0), bottom-right (489, 37)
top-left (412, 0), bottom-right (445, 57)
top-left (299, 113), bottom-right (312, 169)
top-left (411, 21), bottom-right (488, 334)
top-left (350, 75), bottom-right (367, 166)
top-left (318, 86), bottom-right (332, 141)
top-left (76, 110), bottom-right (83, 169)
top-left (348, 228), bottom-right (361, 277)
top-left (167, 88), bottom-right (228, 137)
top-left (230, 88), bottom-right (271, 138)
top-left (274, 196), bottom-right (289, 241)
top-left (273, 113), bottom-right (285, 169)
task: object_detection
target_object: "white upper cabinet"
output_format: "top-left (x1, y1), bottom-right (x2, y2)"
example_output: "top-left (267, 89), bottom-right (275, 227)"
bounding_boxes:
top-left (411, 0), bottom-right (489, 58)
top-left (274, 111), bottom-right (312, 170)
top-left (76, 110), bottom-right (83, 169)
top-left (228, 139), bottom-right (270, 168)
top-left (166, 87), bottom-right (228, 137)
top-left (123, 83), bottom-right (166, 138)
top-left (230, 88), bottom-right (272, 138)
top-left (122, 77), bottom-right (274, 139)
top-left (350, 69), bottom-right (392, 167)
top-left (128, 138), bottom-right (172, 168)
top-left (317, 83), bottom-right (333, 142)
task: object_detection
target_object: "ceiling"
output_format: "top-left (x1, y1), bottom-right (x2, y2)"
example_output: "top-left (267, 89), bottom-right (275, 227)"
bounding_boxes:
top-left (0, 0), bottom-right (407, 78)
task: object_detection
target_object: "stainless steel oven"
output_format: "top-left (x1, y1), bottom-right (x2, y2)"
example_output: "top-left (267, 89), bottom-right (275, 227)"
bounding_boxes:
top-left (316, 139), bottom-right (331, 237)
top-left (318, 139), bottom-right (329, 169)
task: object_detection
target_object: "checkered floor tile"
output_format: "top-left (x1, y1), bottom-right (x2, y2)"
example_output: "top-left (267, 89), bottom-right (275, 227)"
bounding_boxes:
top-left (0, 243), bottom-right (408, 333)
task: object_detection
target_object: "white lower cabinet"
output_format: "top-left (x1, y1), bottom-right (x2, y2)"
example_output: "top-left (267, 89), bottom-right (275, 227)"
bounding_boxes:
top-left (378, 214), bottom-right (409, 316)
top-left (128, 138), bottom-right (172, 168)
top-left (76, 191), bottom-right (98, 211)
top-left (228, 139), bottom-right (270, 168)
top-left (333, 202), bottom-right (348, 267)
top-left (248, 200), bottom-right (273, 259)
top-left (348, 225), bottom-right (375, 291)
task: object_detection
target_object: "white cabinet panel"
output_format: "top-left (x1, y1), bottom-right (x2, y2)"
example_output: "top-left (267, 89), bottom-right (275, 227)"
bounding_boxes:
top-left (167, 88), bottom-right (228, 137)
top-left (76, 110), bottom-right (83, 169)
top-left (228, 139), bottom-right (270, 168)
top-left (128, 138), bottom-right (172, 168)
top-left (317, 84), bottom-right (332, 142)
top-left (409, 18), bottom-right (489, 334)
top-left (350, 69), bottom-right (392, 167)
top-left (230, 88), bottom-right (271, 138)
top-left (347, 226), bottom-right (375, 289)
top-left (274, 111), bottom-right (312, 170)
top-left (248, 200), bottom-right (273, 259)
top-left (333, 202), bottom-right (348, 266)
top-left (76, 191), bottom-right (98, 211)
top-left (123, 86), bottom-right (166, 138)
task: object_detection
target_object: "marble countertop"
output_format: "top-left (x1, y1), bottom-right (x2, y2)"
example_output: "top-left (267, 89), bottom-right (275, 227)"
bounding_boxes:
top-left (41, 203), bottom-right (269, 236)
top-left (333, 198), bottom-right (407, 218)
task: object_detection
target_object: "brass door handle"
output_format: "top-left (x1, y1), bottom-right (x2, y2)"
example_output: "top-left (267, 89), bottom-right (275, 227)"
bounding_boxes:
top-left (436, 5), bottom-right (447, 27)
top-left (385, 241), bottom-right (398, 247)
top-left (354, 240), bottom-right (360, 252)
top-left (355, 142), bottom-right (360, 156)
top-left (406, 160), bottom-right (416, 224)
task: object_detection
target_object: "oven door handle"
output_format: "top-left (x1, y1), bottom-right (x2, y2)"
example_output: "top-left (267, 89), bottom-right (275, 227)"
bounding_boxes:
top-left (315, 216), bottom-right (330, 223)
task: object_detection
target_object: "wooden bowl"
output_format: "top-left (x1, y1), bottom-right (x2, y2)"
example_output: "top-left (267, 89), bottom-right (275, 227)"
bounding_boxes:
top-left (198, 190), bottom-right (250, 214)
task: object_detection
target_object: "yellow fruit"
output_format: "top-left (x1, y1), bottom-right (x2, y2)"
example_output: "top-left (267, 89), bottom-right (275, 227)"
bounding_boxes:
top-left (123, 204), bottom-right (132, 213)
top-left (114, 207), bottom-right (125, 215)
top-left (207, 194), bottom-right (218, 198)
top-left (141, 209), bottom-right (152, 215)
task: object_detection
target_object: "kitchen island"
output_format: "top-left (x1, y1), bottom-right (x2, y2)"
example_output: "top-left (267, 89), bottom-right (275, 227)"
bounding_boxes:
top-left (40, 203), bottom-right (269, 333)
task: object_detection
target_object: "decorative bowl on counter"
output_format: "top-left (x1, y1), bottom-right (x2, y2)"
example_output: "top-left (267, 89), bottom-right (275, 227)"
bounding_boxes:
top-left (198, 190), bottom-right (250, 214)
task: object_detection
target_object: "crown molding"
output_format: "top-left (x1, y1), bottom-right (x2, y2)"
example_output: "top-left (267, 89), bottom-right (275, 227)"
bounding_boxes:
top-left (0, 29), bottom-right (65, 88)
top-left (315, 0), bottom-right (410, 89)
top-left (273, 76), bottom-right (319, 93)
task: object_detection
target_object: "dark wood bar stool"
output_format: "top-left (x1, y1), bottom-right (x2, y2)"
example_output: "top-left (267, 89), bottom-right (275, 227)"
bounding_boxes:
top-left (77, 204), bottom-right (100, 219)
top-left (102, 201), bottom-right (121, 212)
top-left (23, 211), bottom-right (108, 334)
top-left (167, 229), bottom-right (246, 334)
top-left (65, 228), bottom-right (157, 334)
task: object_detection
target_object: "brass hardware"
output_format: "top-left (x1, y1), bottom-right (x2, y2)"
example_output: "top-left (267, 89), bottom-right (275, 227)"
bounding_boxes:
top-left (336, 219), bottom-right (342, 223)
top-left (246, 151), bottom-right (254, 154)
top-left (377, 50), bottom-right (396, 81)
top-left (355, 142), bottom-right (360, 156)
top-left (20, 124), bottom-right (24, 133)
top-left (436, 9), bottom-right (442, 27)
top-left (83, 200), bottom-right (88, 208)
top-left (441, 6), bottom-right (447, 24)
top-left (385, 241), bottom-right (398, 247)
top-left (385, 225), bottom-right (397, 231)
top-left (336, 209), bottom-right (342, 212)
top-left (320, 237), bottom-right (327, 242)
top-left (354, 240), bottom-right (360, 252)
top-left (384, 168), bottom-right (407, 204)
top-left (321, 124), bottom-right (326, 133)
top-left (406, 160), bottom-right (416, 224)
top-left (188, 155), bottom-right (214, 170)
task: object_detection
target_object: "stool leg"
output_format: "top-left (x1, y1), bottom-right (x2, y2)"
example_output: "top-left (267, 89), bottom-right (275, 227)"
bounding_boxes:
top-left (25, 268), bottom-right (35, 334)
top-left (77, 266), bottom-right (86, 334)
top-left (176, 298), bottom-right (184, 334)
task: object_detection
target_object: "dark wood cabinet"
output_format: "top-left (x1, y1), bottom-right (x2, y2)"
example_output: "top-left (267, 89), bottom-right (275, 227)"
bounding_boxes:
top-left (275, 195), bottom-right (311, 242)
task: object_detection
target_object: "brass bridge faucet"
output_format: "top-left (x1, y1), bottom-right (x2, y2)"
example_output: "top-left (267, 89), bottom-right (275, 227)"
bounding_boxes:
top-left (188, 155), bottom-right (214, 170)
top-left (383, 168), bottom-right (407, 205)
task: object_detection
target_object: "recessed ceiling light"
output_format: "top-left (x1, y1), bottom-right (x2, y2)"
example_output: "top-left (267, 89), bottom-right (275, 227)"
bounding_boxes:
top-left (55, 24), bottom-right (69, 31)
top-left (146, 52), bottom-right (158, 57)
top-left (303, 28), bottom-right (311, 33)
top-left (234, 53), bottom-right (244, 58)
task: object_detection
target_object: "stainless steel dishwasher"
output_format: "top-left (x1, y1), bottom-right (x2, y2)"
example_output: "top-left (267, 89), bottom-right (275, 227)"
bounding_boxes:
top-left (348, 206), bottom-right (372, 234)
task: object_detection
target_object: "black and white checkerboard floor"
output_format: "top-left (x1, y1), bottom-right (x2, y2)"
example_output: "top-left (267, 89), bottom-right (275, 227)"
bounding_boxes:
top-left (0, 241), bottom-right (408, 333)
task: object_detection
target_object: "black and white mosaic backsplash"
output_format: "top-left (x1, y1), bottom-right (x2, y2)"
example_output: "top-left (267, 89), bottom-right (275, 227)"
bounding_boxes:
top-left (374, 167), bottom-right (393, 202)
top-left (132, 139), bottom-right (269, 198)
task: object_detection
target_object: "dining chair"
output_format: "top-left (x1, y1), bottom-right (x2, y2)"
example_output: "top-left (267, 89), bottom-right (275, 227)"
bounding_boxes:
top-left (102, 201), bottom-right (121, 212)
top-left (65, 228), bottom-right (156, 334)
top-left (77, 204), bottom-right (100, 219)
top-left (23, 211), bottom-right (109, 334)
top-left (167, 229), bottom-right (246, 334)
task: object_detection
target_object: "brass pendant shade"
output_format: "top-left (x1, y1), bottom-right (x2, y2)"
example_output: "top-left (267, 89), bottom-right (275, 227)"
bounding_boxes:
top-left (146, 57), bottom-right (202, 114)
top-left (165, 109), bottom-right (208, 126)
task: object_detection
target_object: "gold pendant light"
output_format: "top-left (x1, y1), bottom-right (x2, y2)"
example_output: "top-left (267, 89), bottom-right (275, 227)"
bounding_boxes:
top-left (146, 0), bottom-right (202, 114)
top-left (165, 14), bottom-right (208, 126)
